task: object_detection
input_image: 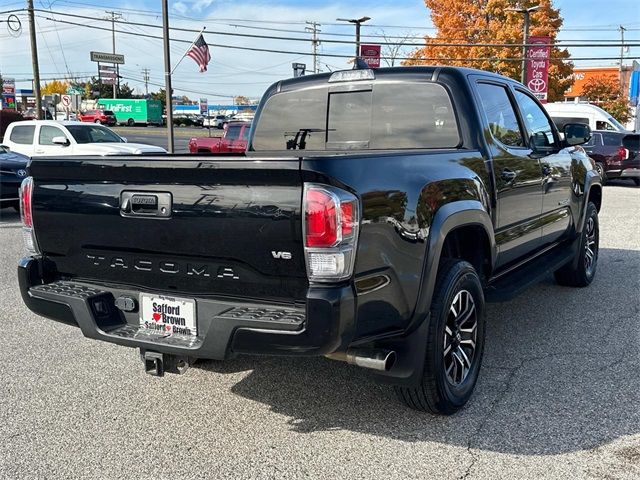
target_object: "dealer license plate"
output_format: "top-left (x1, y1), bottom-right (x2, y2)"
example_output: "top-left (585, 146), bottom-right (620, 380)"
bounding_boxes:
top-left (139, 293), bottom-right (197, 336)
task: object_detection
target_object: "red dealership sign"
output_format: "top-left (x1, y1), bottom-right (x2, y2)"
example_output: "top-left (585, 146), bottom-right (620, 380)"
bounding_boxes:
top-left (359, 44), bottom-right (381, 69)
top-left (525, 36), bottom-right (551, 103)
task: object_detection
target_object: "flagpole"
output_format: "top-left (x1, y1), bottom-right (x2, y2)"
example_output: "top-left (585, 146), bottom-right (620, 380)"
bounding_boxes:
top-left (170, 26), bottom-right (206, 75)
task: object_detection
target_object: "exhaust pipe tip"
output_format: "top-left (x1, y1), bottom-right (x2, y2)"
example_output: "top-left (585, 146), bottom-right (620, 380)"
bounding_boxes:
top-left (326, 348), bottom-right (396, 372)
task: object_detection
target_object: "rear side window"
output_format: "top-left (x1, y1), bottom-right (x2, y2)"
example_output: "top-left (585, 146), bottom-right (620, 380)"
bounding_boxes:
top-left (9, 125), bottom-right (35, 145)
top-left (252, 82), bottom-right (459, 151)
top-left (103, 111), bottom-right (114, 116)
top-left (476, 83), bottom-right (524, 147)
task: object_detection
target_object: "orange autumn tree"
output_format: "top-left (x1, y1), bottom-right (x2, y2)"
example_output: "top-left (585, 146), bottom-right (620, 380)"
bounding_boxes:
top-left (404, 0), bottom-right (573, 101)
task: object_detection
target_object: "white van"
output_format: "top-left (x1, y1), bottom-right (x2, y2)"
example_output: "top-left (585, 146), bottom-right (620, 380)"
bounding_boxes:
top-left (544, 102), bottom-right (629, 132)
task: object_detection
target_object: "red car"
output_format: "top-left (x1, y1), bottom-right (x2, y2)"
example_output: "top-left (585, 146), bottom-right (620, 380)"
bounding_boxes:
top-left (189, 122), bottom-right (251, 154)
top-left (78, 109), bottom-right (117, 126)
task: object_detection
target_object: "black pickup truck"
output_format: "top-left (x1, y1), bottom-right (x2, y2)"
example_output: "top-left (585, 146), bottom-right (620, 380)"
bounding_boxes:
top-left (18, 66), bottom-right (601, 414)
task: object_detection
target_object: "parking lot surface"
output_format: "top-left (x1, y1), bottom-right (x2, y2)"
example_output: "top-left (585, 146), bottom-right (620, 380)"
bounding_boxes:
top-left (0, 182), bottom-right (638, 480)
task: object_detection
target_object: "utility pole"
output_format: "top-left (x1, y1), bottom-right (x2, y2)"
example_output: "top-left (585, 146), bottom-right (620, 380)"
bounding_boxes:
top-left (619, 25), bottom-right (626, 90)
top-left (27, 0), bottom-right (42, 119)
top-left (141, 68), bottom-right (150, 96)
top-left (507, 4), bottom-right (540, 84)
top-left (305, 22), bottom-right (321, 74)
top-left (336, 17), bottom-right (371, 59)
top-left (105, 11), bottom-right (122, 99)
top-left (161, 0), bottom-right (174, 153)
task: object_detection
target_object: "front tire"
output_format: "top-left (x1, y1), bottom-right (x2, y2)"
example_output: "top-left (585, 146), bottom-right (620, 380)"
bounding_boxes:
top-left (395, 259), bottom-right (486, 415)
top-left (633, 178), bottom-right (640, 187)
top-left (554, 201), bottom-right (599, 287)
top-left (94, 119), bottom-right (102, 125)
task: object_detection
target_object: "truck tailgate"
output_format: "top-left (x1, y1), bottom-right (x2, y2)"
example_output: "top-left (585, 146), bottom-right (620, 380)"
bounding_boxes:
top-left (29, 156), bottom-right (307, 302)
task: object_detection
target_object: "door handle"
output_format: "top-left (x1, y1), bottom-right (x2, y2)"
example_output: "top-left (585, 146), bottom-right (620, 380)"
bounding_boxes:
top-left (501, 169), bottom-right (517, 181)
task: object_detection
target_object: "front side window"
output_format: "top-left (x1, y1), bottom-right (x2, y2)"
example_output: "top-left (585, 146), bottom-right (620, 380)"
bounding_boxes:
top-left (241, 127), bottom-right (250, 141)
top-left (9, 125), bottom-right (35, 145)
top-left (476, 83), bottom-right (524, 147)
top-left (584, 133), bottom-right (602, 147)
top-left (514, 90), bottom-right (556, 150)
top-left (39, 126), bottom-right (66, 145)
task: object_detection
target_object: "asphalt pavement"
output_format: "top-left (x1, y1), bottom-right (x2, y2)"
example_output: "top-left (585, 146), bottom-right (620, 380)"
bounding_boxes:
top-left (111, 126), bottom-right (223, 153)
top-left (0, 181), bottom-right (639, 479)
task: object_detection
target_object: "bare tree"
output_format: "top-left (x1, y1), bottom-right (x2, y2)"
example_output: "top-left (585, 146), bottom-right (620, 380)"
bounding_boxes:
top-left (377, 30), bottom-right (419, 67)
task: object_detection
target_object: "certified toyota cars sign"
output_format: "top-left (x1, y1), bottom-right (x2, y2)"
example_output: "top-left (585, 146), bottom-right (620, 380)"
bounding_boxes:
top-left (525, 36), bottom-right (551, 103)
top-left (359, 44), bottom-right (381, 69)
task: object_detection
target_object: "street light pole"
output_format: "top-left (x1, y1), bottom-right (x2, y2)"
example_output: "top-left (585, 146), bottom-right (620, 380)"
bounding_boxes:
top-left (336, 16), bottom-right (371, 60)
top-left (507, 4), bottom-right (540, 84)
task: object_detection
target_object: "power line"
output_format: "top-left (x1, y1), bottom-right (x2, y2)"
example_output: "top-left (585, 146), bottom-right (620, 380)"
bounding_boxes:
top-left (37, 15), bottom-right (640, 63)
top-left (31, 9), bottom-right (640, 48)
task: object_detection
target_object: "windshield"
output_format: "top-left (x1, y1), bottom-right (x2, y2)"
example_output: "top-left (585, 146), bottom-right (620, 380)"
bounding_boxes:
top-left (66, 125), bottom-right (124, 144)
top-left (607, 116), bottom-right (627, 131)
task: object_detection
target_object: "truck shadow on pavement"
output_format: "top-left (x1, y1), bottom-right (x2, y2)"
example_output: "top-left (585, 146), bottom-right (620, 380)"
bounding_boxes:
top-left (198, 247), bottom-right (640, 456)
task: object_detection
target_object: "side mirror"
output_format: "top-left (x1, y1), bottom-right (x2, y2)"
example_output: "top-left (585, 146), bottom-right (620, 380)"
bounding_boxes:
top-left (563, 123), bottom-right (591, 146)
top-left (51, 136), bottom-right (70, 146)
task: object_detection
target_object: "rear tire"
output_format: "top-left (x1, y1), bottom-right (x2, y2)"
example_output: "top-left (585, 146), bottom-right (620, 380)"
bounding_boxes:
top-left (395, 259), bottom-right (486, 415)
top-left (127, 118), bottom-right (135, 126)
top-left (554, 202), bottom-right (599, 287)
top-left (595, 163), bottom-right (606, 185)
top-left (94, 119), bottom-right (102, 125)
top-left (633, 179), bottom-right (640, 187)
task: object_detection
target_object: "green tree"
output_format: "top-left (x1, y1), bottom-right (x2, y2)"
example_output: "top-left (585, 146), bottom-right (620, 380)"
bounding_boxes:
top-left (404, 0), bottom-right (573, 101)
top-left (150, 88), bottom-right (166, 105)
top-left (71, 77), bottom-right (137, 100)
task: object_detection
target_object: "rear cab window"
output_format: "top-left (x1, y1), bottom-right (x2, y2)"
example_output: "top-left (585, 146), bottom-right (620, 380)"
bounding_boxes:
top-left (252, 82), bottom-right (460, 152)
top-left (9, 125), bottom-right (36, 145)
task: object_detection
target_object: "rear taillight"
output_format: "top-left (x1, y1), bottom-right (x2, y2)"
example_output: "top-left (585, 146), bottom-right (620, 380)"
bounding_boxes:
top-left (19, 177), bottom-right (40, 255)
top-left (303, 184), bottom-right (360, 282)
top-left (617, 147), bottom-right (629, 161)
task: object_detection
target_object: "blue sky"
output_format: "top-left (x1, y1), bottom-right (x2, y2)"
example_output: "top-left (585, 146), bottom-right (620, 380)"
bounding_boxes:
top-left (0, 0), bottom-right (638, 100)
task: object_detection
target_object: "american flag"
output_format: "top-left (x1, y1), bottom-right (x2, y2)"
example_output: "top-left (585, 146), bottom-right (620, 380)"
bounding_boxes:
top-left (186, 34), bottom-right (211, 72)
